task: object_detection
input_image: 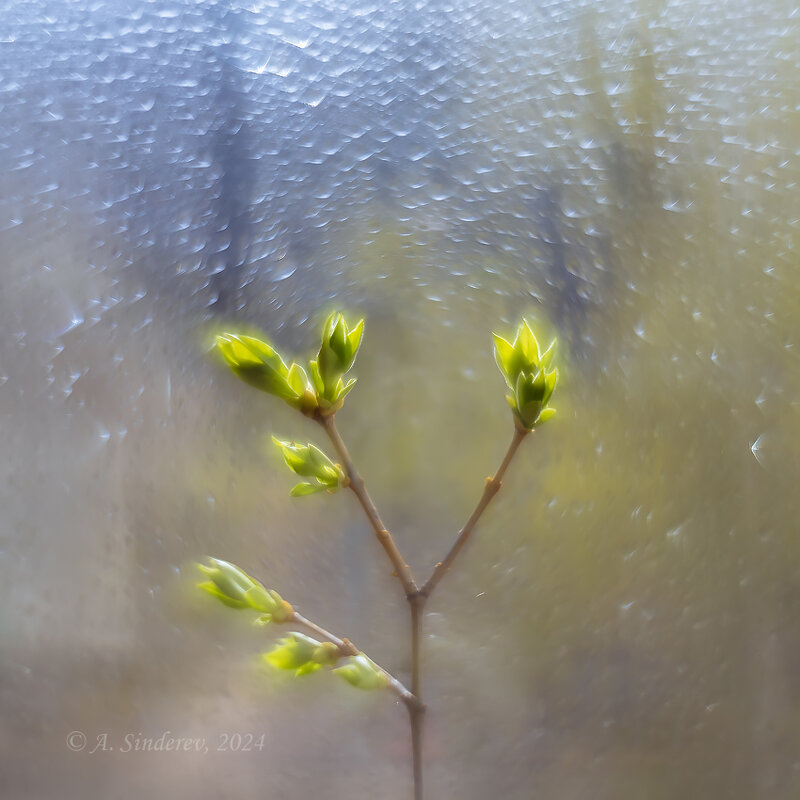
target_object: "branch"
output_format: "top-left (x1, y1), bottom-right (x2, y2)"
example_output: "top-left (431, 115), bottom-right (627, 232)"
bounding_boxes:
top-left (319, 414), bottom-right (419, 597)
top-left (408, 595), bottom-right (425, 800)
top-left (421, 425), bottom-right (529, 598)
top-left (289, 610), bottom-right (421, 710)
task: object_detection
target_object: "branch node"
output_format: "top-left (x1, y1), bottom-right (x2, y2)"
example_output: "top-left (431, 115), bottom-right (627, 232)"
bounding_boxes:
top-left (339, 638), bottom-right (358, 656)
top-left (486, 477), bottom-right (502, 495)
top-left (406, 696), bottom-right (427, 715)
top-left (406, 589), bottom-right (427, 608)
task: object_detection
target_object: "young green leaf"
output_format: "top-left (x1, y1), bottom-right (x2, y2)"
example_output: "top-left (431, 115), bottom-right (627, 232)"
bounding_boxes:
top-left (514, 320), bottom-right (540, 364)
top-left (543, 368), bottom-right (558, 406)
top-left (215, 334), bottom-right (296, 398)
top-left (287, 362), bottom-right (312, 397)
top-left (536, 407), bottom-right (557, 424)
top-left (329, 315), bottom-right (348, 363)
top-left (539, 340), bottom-right (556, 370)
top-left (265, 633), bottom-right (324, 676)
top-left (290, 482), bottom-right (329, 497)
top-left (339, 377), bottom-right (358, 399)
top-left (493, 333), bottom-right (517, 383)
top-left (346, 318), bottom-right (364, 361)
top-left (308, 359), bottom-right (326, 395)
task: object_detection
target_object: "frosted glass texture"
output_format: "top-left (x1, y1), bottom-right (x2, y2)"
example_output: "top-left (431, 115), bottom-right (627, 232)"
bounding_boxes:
top-left (1, 0), bottom-right (799, 798)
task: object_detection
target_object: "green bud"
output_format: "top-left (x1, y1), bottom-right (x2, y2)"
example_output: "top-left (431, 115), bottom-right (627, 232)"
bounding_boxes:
top-left (272, 437), bottom-right (347, 497)
top-left (493, 320), bottom-right (559, 429)
top-left (514, 320), bottom-right (540, 364)
top-left (216, 334), bottom-right (293, 398)
top-left (308, 359), bottom-right (326, 396)
top-left (333, 655), bottom-right (388, 691)
top-left (197, 558), bottom-right (289, 618)
top-left (542, 367), bottom-right (558, 406)
top-left (312, 641), bottom-right (341, 667)
top-left (329, 315), bottom-right (348, 364)
top-left (216, 333), bottom-right (320, 416)
top-left (315, 312), bottom-right (364, 413)
top-left (514, 371), bottom-right (543, 428)
top-left (265, 633), bottom-right (327, 677)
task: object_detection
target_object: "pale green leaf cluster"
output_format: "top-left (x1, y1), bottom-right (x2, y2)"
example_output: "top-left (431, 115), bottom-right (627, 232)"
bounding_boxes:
top-left (214, 312), bottom-right (364, 419)
top-left (272, 437), bottom-right (347, 496)
top-left (197, 558), bottom-right (292, 623)
top-left (310, 312), bottom-right (363, 416)
top-left (493, 320), bottom-right (558, 429)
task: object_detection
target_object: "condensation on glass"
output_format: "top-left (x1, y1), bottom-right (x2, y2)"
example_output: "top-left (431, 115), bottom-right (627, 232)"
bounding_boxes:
top-left (1, 0), bottom-right (798, 798)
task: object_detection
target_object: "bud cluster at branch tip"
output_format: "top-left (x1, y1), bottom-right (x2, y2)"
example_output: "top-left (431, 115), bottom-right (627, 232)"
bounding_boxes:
top-left (214, 311), bottom-right (364, 419)
top-left (196, 557), bottom-right (292, 623)
top-left (309, 312), bottom-right (364, 417)
top-left (493, 320), bottom-right (558, 429)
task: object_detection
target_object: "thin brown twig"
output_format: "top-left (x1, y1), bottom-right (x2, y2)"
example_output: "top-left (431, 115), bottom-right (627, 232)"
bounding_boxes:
top-left (315, 414), bottom-right (530, 800)
top-left (408, 595), bottom-right (425, 800)
top-left (319, 413), bottom-right (419, 597)
top-left (289, 611), bottom-right (358, 656)
top-left (317, 412), bottom-right (427, 798)
top-left (421, 425), bottom-right (529, 598)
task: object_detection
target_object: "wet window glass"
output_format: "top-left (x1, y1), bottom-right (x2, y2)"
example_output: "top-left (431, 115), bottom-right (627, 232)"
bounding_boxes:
top-left (2, 0), bottom-right (798, 797)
